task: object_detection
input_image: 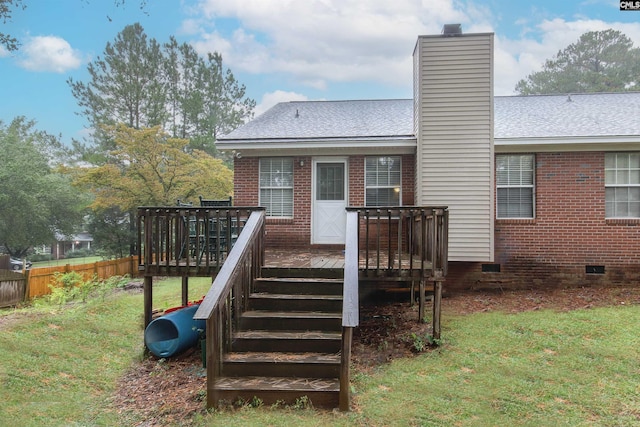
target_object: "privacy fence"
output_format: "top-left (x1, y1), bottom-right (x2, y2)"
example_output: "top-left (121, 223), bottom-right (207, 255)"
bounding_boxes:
top-left (0, 256), bottom-right (139, 306)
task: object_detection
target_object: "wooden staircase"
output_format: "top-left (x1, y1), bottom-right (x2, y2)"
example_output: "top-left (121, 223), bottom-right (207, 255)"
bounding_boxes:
top-left (211, 269), bottom-right (345, 408)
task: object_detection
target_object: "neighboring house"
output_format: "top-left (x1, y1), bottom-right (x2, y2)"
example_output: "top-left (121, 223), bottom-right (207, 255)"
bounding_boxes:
top-left (218, 28), bottom-right (640, 290)
top-left (52, 232), bottom-right (94, 259)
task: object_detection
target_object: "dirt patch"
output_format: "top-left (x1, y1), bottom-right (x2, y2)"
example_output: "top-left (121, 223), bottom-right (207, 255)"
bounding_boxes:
top-left (112, 285), bottom-right (640, 424)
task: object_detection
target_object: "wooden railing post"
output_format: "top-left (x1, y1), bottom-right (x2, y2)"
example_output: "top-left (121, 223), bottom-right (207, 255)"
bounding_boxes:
top-left (341, 210), bottom-right (360, 411)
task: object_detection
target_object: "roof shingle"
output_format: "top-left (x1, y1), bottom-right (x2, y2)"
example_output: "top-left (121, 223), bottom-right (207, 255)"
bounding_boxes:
top-left (220, 92), bottom-right (640, 142)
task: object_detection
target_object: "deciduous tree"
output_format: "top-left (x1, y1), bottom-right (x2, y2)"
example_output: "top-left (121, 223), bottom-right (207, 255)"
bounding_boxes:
top-left (0, 117), bottom-right (87, 258)
top-left (516, 29), bottom-right (640, 95)
top-left (72, 125), bottom-right (233, 212)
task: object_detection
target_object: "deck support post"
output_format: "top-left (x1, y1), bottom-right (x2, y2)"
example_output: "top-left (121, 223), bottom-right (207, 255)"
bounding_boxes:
top-left (181, 276), bottom-right (189, 306)
top-left (410, 280), bottom-right (416, 306)
top-left (432, 280), bottom-right (443, 340)
top-left (339, 326), bottom-right (353, 411)
top-left (418, 279), bottom-right (426, 322)
top-left (143, 275), bottom-right (153, 329)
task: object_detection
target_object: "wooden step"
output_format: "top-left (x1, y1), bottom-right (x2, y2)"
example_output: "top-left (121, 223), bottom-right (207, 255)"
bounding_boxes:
top-left (249, 292), bottom-right (342, 311)
top-left (239, 310), bottom-right (342, 331)
top-left (212, 376), bottom-right (340, 408)
top-left (253, 277), bottom-right (344, 296)
top-left (222, 352), bottom-right (340, 378)
top-left (260, 267), bottom-right (344, 279)
top-left (231, 330), bottom-right (341, 353)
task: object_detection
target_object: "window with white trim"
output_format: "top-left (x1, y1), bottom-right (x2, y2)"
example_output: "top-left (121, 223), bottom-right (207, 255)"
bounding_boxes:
top-left (605, 153), bottom-right (640, 218)
top-left (365, 156), bottom-right (401, 206)
top-left (496, 154), bottom-right (535, 218)
top-left (259, 158), bottom-right (293, 217)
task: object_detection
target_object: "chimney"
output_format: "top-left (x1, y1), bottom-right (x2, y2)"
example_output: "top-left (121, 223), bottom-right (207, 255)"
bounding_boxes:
top-left (413, 27), bottom-right (495, 262)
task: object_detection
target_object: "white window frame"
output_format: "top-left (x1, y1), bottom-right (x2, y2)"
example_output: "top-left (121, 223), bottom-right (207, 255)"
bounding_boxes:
top-left (259, 157), bottom-right (294, 217)
top-left (605, 152), bottom-right (640, 219)
top-left (364, 156), bottom-right (402, 207)
top-left (496, 154), bottom-right (535, 219)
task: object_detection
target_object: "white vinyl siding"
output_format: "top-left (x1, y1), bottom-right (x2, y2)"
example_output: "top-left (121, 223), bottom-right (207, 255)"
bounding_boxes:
top-left (496, 154), bottom-right (535, 218)
top-left (605, 153), bottom-right (640, 218)
top-left (413, 33), bottom-right (494, 262)
top-left (259, 158), bottom-right (293, 217)
top-left (365, 156), bottom-right (401, 206)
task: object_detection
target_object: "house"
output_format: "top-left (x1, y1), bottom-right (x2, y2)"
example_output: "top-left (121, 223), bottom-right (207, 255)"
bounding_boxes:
top-left (51, 232), bottom-right (94, 259)
top-left (218, 28), bottom-right (640, 291)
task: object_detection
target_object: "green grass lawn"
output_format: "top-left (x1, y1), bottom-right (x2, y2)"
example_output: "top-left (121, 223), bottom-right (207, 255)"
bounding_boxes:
top-left (1, 279), bottom-right (639, 426)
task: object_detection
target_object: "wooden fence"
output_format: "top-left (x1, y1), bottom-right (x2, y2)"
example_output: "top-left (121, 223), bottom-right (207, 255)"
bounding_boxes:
top-left (0, 270), bottom-right (27, 308)
top-left (25, 256), bottom-right (139, 299)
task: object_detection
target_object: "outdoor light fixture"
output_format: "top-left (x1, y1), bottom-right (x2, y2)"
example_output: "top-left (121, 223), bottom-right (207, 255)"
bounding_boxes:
top-left (299, 159), bottom-right (305, 167)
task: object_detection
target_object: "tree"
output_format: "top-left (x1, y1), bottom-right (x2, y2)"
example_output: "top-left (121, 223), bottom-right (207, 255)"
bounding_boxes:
top-left (68, 23), bottom-right (166, 154)
top-left (515, 29), bottom-right (640, 95)
top-left (0, 1), bottom-right (147, 53)
top-left (85, 207), bottom-right (134, 259)
top-left (0, 117), bottom-right (87, 258)
top-left (72, 125), bottom-right (233, 212)
top-left (163, 38), bottom-right (255, 154)
top-left (69, 24), bottom-right (255, 158)
top-left (0, 0), bottom-right (24, 52)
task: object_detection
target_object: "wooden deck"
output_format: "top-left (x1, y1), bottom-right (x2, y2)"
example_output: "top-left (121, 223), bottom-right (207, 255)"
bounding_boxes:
top-left (140, 248), bottom-right (429, 271)
top-left (264, 249), bottom-right (345, 269)
top-left (139, 207), bottom-right (449, 411)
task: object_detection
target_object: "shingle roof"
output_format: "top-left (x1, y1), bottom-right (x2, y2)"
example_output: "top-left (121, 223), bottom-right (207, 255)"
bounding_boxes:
top-left (221, 99), bottom-right (414, 141)
top-left (220, 92), bottom-right (640, 142)
top-left (496, 92), bottom-right (640, 139)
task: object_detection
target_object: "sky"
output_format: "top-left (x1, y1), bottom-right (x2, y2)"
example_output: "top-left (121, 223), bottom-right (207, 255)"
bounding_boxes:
top-left (1, 0), bottom-right (640, 145)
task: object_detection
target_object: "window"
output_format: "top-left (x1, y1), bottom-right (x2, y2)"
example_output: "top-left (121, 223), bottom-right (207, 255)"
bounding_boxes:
top-left (316, 163), bottom-right (345, 201)
top-left (365, 156), bottom-right (401, 206)
top-left (496, 154), bottom-right (534, 218)
top-left (605, 153), bottom-right (640, 218)
top-left (259, 158), bottom-right (293, 217)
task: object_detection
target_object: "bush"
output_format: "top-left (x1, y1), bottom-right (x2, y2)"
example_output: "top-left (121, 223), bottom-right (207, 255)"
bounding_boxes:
top-left (46, 272), bottom-right (131, 305)
top-left (65, 248), bottom-right (95, 259)
top-left (48, 272), bottom-right (92, 305)
top-left (29, 253), bottom-right (53, 262)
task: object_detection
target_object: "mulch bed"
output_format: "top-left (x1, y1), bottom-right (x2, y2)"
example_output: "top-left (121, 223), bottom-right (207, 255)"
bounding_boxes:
top-left (111, 285), bottom-right (640, 424)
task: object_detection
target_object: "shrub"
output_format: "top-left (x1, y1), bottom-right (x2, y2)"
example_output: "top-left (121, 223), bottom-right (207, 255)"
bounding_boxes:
top-left (48, 271), bottom-right (93, 305)
top-left (29, 253), bottom-right (53, 262)
top-left (47, 273), bottom-right (130, 305)
top-left (65, 248), bottom-right (95, 259)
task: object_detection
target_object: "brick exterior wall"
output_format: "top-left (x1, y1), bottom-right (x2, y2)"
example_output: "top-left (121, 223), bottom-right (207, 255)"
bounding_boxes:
top-left (235, 151), bottom-right (640, 289)
top-left (233, 154), bottom-right (415, 248)
top-left (448, 151), bottom-right (640, 291)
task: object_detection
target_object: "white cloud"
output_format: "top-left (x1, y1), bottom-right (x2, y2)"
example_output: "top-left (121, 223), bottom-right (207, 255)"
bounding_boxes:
top-left (0, 44), bottom-right (8, 58)
top-left (254, 90), bottom-right (311, 117)
top-left (18, 36), bottom-right (83, 73)
top-left (190, 0), bottom-right (474, 88)
top-left (187, 0), bottom-right (640, 98)
top-left (494, 18), bottom-right (640, 95)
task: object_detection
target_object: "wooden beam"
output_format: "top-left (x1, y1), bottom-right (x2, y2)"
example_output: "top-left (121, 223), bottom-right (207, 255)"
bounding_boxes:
top-left (343, 211), bottom-right (359, 327)
top-left (143, 276), bottom-right (153, 328)
top-left (181, 276), bottom-right (189, 307)
top-left (433, 280), bottom-right (443, 340)
top-left (418, 279), bottom-right (426, 322)
top-left (339, 326), bottom-right (353, 411)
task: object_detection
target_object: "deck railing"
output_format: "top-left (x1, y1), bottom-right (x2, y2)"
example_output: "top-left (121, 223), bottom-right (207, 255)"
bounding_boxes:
top-left (193, 209), bottom-right (266, 408)
top-left (137, 206), bottom-right (263, 276)
top-left (341, 206), bottom-right (448, 410)
top-left (348, 206), bottom-right (449, 279)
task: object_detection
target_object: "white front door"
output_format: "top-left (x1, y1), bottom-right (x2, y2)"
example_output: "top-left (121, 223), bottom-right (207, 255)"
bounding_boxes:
top-left (312, 158), bottom-right (347, 244)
